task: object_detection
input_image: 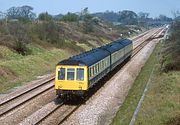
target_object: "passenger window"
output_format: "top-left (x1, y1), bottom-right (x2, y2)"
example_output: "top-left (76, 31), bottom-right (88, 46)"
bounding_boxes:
top-left (58, 68), bottom-right (65, 80)
top-left (91, 67), bottom-right (94, 76)
top-left (96, 64), bottom-right (98, 73)
top-left (98, 63), bottom-right (100, 72)
top-left (67, 68), bottom-right (75, 80)
top-left (89, 68), bottom-right (91, 77)
top-left (94, 66), bottom-right (96, 74)
top-left (98, 64), bottom-right (100, 71)
top-left (102, 61), bottom-right (104, 69)
top-left (77, 68), bottom-right (84, 81)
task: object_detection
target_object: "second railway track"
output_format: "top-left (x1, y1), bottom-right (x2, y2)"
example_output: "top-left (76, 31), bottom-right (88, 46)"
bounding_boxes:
top-left (0, 76), bottom-right (55, 117)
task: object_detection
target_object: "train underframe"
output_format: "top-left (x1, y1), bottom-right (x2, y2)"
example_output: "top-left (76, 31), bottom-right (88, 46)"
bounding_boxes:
top-left (56, 89), bottom-right (86, 99)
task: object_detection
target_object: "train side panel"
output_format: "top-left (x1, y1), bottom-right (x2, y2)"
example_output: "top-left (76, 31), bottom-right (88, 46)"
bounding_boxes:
top-left (111, 47), bottom-right (125, 70)
top-left (124, 43), bottom-right (133, 59)
top-left (88, 56), bottom-right (111, 88)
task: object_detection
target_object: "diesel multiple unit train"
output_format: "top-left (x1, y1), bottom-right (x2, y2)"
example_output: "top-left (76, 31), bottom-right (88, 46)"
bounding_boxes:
top-left (55, 39), bottom-right (133, 97)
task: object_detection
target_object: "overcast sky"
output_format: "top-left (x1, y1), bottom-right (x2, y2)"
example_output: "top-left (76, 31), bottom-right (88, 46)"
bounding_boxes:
top-left (0, 0), bottom-right (180, 18)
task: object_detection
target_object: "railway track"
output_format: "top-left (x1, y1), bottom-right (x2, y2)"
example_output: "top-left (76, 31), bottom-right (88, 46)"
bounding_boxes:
top-left (19, 100), bottom-right (81, 125)
top-left (131, 30), bottom-right (150, 41)
top-left (0, 76), bottom-right (54, 117)
top-left (132, 28), bottom-right (164, 57)
top-left (0, 27), bottom-right (165, 125)
top-left (19, 28), bottom-right (165, 125)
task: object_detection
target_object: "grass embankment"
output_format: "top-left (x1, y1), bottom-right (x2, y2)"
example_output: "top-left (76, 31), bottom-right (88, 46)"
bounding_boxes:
top-left (111, 41), bottom-right (180, 125)
top-left (134, 50), bottom-right (180, 124)
top-left (134, 70), bottom-right (180, 125)
top-left (0, 13), bottom-right (145, 94)
top-left (0, 44), bottom-right (70, 93)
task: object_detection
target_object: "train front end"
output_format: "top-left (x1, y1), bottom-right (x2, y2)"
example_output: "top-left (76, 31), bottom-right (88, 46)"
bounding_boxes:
top-left (55, 65), bottom-right (88, 97)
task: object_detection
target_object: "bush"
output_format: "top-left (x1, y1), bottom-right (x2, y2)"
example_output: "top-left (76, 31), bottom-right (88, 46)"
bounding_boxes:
top-left (36, 21), bottom-right (61, 43)
top-left (7, 21), bottom-right (31, 55)
top-left (0, 20), bottom-right (9, 34)
top-left (162, 21), bottom-right (180, 72)
top-left (38, 12), bottom-right (52, 21)
top-left (14, 41), bottom-right (30, 55)
top-left (61, 12), bottom-right (79, 22)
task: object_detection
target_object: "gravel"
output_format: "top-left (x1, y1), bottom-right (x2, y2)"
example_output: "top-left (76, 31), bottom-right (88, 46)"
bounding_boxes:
top-left (0, 87), bottom-right (56, 125)
top-left (62, 39), bottom-right (159, 125)
top-left (0, 73), bottom-right (54, 101)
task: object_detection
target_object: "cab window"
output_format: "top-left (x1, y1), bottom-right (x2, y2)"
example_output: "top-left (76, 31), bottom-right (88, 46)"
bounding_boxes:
top-left (67, 68), bottom-right (75, 80)
top-left (58, 68), bottom-right (65, 80)
top-left (76, 68), bottom-right (84, 81)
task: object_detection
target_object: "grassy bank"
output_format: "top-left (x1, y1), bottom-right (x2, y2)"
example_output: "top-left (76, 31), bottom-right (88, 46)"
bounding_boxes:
top-left (111, 41), bottom-right (180, 125)
top-left (134, 49), bottom-right (180, 124)
top-left (134, 71), bottom-right (180, 125)
top-left (111, 42), bottom-right (161, 125)
top-left (0, 44), bottom-right (70, 93)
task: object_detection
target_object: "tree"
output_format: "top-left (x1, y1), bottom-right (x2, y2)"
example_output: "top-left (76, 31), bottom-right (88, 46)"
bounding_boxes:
top-left (61, 12), bottom-right (79, 22)
top-left (158, 14), bottom-right (172, 21)
top-left (138, 12), bottom-right (149, 26)
top-left (7, 5), bottom-right (36, 22)
top-left (7, 22), bottom-right (30, 55)
top-left (172, 10), bottom-right (180, 19)
top-left (80, 7), bottom-right (94, 33)
top-left (118, 10), bottom-right (138, 25)
top-left (38, 12), bottom-right (53, 21)
top-left (93, 11), bottom-right (120, 22)
top-left (0, 11), bottom-right (5, 19)
top-left (21, 6), bottom-right (35, 19)
top-left (162, 20), bottom-right (180, 71)
top-left (138, 12), bottom-right (149, 20)
top-left (80, 7), bottom-right (89, 18)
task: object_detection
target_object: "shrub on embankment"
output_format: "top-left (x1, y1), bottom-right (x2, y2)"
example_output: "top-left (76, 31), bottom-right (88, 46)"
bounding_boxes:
top-left (161, 20), bottom-right (180, 72)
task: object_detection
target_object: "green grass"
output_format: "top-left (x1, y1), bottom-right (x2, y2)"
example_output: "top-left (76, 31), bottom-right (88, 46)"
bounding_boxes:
top-left (76, 42), bottom-right (92, 51)
top-left (134, 65), bottom-right (180, 124)
top-left (111, 42), bottom-right (180, 125)
top-left (111, 42), bottom-right (161, 125)
top-left (0, 44), bottom-right (70, 93)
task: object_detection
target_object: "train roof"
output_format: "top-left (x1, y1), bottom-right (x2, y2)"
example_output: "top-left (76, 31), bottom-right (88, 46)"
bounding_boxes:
top-left (100, 41), bottom-right (124, 53)
top-left (58, 48), bottom-right (109, 66)
top-left (116, 38), bottom-right (132, 45)
top-left (57, 38), bottom-right (132, 66)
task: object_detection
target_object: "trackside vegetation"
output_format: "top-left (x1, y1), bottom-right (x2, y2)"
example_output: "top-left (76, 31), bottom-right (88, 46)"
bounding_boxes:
top-left (111, 20), bottom-right (180, 125)
top-left (133, 29), bottom-right (180, 124)
top-left (0, 6), bottom-right (146, 93)
top-left (134, 54), bottom-right (180, 125)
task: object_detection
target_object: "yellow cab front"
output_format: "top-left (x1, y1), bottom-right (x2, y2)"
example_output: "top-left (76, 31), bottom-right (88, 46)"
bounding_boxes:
top-left (55, 65), bottom-right (88, 91)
